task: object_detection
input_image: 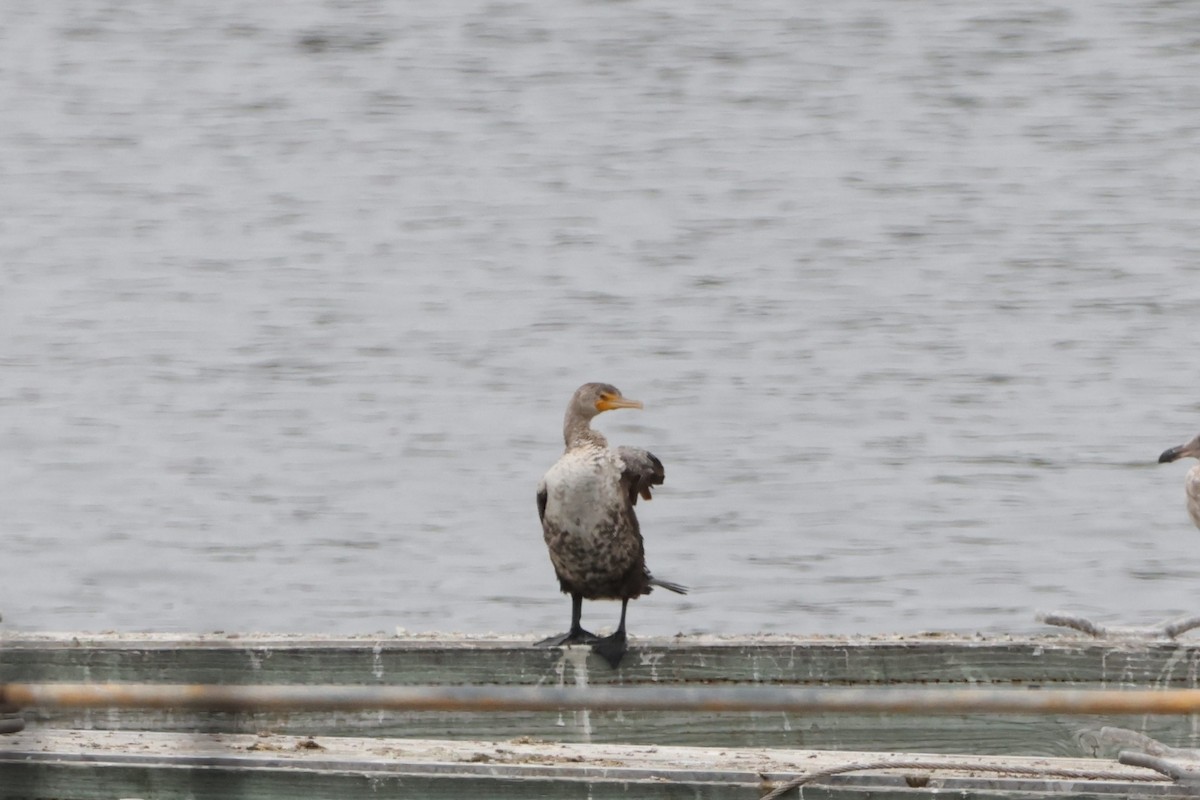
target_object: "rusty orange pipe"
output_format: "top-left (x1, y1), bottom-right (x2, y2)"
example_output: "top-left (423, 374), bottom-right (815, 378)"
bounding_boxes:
top-left (7, 683), bottom-right (1200, 716)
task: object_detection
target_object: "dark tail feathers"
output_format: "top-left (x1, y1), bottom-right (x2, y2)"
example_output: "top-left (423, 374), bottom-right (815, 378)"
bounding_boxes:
top-left (650, 577), bottom-right (688, 595)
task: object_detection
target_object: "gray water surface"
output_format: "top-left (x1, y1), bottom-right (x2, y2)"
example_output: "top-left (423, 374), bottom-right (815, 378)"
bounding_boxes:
top-left (3, 0), bottom-right (1200, 638)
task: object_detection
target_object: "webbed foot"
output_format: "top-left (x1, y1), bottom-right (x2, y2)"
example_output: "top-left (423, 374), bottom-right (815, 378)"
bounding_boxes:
top-left (536, 628), bottom-right (598, 647)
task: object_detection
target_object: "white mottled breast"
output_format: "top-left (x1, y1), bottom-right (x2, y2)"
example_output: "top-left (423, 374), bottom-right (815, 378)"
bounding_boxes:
top-left (540, 445), bottom-right (625, 544)
top-left (1186, 464), bottom-right (1200, 531)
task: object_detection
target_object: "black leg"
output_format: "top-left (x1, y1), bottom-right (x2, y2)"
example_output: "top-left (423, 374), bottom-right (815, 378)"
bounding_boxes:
top-left (591, 598), bottom-right (630, 668)
top-left (535, 593), bottom-right (598, 647)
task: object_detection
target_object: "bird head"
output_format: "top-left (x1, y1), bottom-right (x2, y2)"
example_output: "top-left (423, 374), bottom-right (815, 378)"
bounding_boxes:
top-left (572, 382), bottom-right (643, 419)
top-left (1159, 433), bottom-right (1200, 464)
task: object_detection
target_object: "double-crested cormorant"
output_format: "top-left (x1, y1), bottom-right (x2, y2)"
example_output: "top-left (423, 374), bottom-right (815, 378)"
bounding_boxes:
top-left (536, 382), bottom-right (686, 667)
top-left (1159, 433), bottom-right (1200, 530)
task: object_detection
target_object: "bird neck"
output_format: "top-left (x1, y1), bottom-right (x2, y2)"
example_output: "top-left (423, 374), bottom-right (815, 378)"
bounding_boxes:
top-left (563, 413), bottom-right (608, 450)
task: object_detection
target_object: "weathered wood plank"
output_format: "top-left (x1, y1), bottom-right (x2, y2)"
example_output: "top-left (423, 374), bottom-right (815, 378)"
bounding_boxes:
top-left (11, 707), bottom-right (1190, 758)
top-left (5, 633), bottom-right (1200, 687)
top-left (436, 709), bottom-right (1195, 759)
top-left (0, 729), bottom-right (1183, 800)
top-left (7, 634), bottom-right (1200, 755)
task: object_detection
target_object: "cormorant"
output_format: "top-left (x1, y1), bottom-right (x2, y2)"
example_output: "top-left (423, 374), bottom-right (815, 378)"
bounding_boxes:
top-left (536, 382), bottom-right (686, 667)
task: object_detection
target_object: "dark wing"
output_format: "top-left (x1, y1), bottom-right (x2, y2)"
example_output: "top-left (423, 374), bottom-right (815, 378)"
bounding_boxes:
top-left (617, 446), bottom-right (664, 506)
top-left (536, 481), bottom-right (548, 524)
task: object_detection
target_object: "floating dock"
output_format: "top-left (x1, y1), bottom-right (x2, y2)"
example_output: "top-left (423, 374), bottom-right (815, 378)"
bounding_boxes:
top-left (4, 632), bottom-right (1200, 797)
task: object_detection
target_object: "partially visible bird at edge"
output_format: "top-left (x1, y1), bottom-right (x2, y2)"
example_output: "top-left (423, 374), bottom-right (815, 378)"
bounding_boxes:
top-left (1159, 432), bottom-right (1200, 531)
top-left (536, 382), bottom-right (686, 668)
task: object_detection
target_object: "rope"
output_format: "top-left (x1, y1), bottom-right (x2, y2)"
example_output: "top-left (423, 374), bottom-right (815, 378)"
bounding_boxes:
top-left (760, 757), bottom-right (1169, 799)
top-left (1038, 611), bottom-right (1200, 639)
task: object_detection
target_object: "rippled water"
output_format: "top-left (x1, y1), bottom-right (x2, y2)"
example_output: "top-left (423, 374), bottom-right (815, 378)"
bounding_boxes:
top-left (3, 1), bottom-right (1200, 638)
